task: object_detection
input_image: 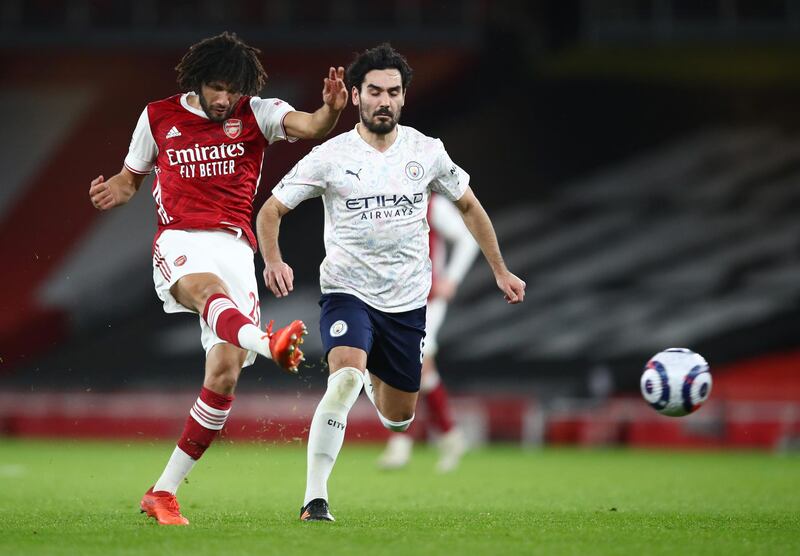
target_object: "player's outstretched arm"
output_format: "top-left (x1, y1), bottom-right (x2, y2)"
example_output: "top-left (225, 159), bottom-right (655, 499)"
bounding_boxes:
top-left (88, 167), bottom-right (146, 211)
top-left (256, 195), bottom-right (296, 298)
top-left (283, 66), bottom-right (347, 139)
top-left (454, 187), bottom-right (526, 304)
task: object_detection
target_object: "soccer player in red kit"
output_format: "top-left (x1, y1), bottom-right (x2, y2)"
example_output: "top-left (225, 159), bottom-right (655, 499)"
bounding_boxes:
top-left (88, 32), bottom-right (348, 525)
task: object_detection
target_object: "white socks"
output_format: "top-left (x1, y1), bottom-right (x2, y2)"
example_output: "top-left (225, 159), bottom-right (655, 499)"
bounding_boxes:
top-left (363, 370), bottom-right (415, 432)
top-left (304, 367), bottom-right (364, 506)
top-left (153, 446), bottom-right (196, 494)
top-left (362, 369), bottom-right (377, 406)
top-left (237, 325), bottom-right (272, 359)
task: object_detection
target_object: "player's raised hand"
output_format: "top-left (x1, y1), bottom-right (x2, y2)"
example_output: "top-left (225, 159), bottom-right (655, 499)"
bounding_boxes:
top-left (89, 175), bottom-right (119, 211)
top-left (264, 260), bottom-right (295, 298)
top-left (496, 272), bottom-right (526, 304)
top-left (322, 66), bottom-right (347, 112)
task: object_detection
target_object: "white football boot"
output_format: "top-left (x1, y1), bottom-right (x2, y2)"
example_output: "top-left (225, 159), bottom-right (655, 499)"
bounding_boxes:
top-left (436, 428), bottom-right (467, 473)
top-left (377, 434), bottom-right (413, 470)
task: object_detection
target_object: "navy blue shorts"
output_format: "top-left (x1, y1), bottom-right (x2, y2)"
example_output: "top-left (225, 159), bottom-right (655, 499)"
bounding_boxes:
top-left (319, 293), bottom-right (426, 393)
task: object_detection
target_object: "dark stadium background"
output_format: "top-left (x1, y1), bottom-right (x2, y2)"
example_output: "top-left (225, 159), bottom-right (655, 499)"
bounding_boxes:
top-left (1, 0), bottom-right (799, 449)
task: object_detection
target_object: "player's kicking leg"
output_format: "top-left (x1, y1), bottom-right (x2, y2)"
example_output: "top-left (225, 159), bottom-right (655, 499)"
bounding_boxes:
top-left (202, 290), bottom-right (307, 373)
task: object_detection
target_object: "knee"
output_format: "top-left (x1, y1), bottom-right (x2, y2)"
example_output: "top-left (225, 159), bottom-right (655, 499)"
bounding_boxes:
top-left (330, 367), bottom-right (362, 391)
top-left (327, 346), bottom-right (367, 374)
top-left (376, 400), bottom-right (415, 431)
top-left (195, 283), bottom-right (227, 309)
top-left (172, 275), bottom-right (227, 313)
top-left (206, 362), bottom-right (241, 393)
top-left (378, 404), bottom-right (415, 422)
top-left (325, 367), bottom-right (364, 407)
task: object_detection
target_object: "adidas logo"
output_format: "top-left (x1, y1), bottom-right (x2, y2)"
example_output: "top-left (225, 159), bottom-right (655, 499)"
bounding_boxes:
top-left (166, 126), bottom-right (181, 138)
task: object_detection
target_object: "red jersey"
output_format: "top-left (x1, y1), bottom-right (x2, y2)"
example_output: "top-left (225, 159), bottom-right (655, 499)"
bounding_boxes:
top-left (124, 93), bottom-right (296, 250)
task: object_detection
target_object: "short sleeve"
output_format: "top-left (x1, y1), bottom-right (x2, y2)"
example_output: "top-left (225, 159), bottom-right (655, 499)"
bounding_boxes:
top-left (429, 140), bottom-right (469, 201)
top-left (272, 146), bottom-right (330, 209)
top-left (123, 108), bottom-right (157, 174)
top-left (250, 97), bottom-right (298, 145)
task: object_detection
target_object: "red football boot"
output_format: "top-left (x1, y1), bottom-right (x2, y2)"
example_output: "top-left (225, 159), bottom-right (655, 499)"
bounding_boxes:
top-left (265, 319), bottom-right (308, 374)
top-left (140, 487), bottom-right (189, 526)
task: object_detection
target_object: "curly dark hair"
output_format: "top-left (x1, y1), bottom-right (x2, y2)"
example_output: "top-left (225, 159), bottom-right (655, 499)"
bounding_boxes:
top-left (345, 43), bottom-right (413, 92)
top-left (175, 32), bottom-right (267, 95)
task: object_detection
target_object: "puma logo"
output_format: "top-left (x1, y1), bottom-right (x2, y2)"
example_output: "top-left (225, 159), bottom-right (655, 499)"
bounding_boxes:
top-left (345, 168), bottom-right (362, 180)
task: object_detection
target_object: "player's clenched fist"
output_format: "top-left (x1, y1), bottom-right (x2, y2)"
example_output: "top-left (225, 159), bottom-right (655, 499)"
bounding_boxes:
top-left (88, 175), bottom-right (117, 210)
top-left (497, 272), bottom-right (526, 304)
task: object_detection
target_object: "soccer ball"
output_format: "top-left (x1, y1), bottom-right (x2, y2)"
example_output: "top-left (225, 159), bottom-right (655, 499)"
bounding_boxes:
top-left (640, 348), bottom-right (712, 417)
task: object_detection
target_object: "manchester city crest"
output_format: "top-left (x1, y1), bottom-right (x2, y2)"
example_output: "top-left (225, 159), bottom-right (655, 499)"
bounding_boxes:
top-left (405, 161), bottom-right (424, 181)
top-left (330, 320), bottom-right (348, 337)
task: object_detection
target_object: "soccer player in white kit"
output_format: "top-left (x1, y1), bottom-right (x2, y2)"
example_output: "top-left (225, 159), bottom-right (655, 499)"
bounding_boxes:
top-left (377, 193), bottom-right (480, 472)
top-left (257, 44), bottom-right (526, 521)
top-left (87, 32), bottom-right (348, 525)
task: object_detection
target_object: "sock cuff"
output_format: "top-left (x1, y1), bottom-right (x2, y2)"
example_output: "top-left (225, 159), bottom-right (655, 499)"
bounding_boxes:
top-left (324, 367), bottom-right (364, 408)
top-left (327, 366), bottom-right (363, 384)
top-left (202, 293), bottom-right (232, 321)
top-left (378, 412), bottom-right (415, 432)
top-left (200, 386), bottom-right (235, 409)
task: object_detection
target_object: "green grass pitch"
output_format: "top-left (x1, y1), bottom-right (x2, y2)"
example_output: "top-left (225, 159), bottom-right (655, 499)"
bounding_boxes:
top-left (0, 439), bottom-right (798, 555)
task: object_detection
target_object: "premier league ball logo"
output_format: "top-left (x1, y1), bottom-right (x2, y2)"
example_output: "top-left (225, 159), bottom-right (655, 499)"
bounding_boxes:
top-left (641, 348), bottom-right (712, 417)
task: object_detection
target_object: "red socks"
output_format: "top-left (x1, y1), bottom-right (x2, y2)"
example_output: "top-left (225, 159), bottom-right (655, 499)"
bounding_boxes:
top-left (177, 386), bottom-right (234, 460)
top-left (202, 293), bottom-right (252, 348)
top-left (425, 382), bottom-right (454, 434)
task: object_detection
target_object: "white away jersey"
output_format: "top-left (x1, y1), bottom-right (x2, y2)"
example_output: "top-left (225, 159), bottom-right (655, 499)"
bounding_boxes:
top-left (273, 124), bottom-right (469, 312)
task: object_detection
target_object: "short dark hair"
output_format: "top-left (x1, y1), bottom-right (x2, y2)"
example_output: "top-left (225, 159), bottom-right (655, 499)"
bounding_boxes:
top-left (345, 43), bottom-right (413, 92)
top-left (175, 31), bottom-right (267, 95)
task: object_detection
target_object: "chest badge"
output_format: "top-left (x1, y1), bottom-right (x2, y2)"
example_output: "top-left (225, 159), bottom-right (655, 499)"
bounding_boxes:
top-left (223, 119), bottom-right (242, 139)
top-left (405, 161), bottom-right (424, 181)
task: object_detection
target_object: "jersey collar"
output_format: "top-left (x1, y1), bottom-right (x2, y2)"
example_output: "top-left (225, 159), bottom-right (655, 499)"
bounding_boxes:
top-left (351, 123), bottom-right (403, 154)
top-left (180, 92), bottom-right (209, 119)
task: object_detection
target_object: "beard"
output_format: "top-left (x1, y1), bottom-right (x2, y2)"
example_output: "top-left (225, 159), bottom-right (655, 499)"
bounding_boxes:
top-left (360, 105), bottom-right (400, 134)
top-left (199, 93), bottom-right (234, 122)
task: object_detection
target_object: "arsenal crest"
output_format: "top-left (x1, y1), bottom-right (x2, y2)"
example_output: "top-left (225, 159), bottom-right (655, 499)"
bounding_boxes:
top-left (223, 119), bottom-right (242, 139)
